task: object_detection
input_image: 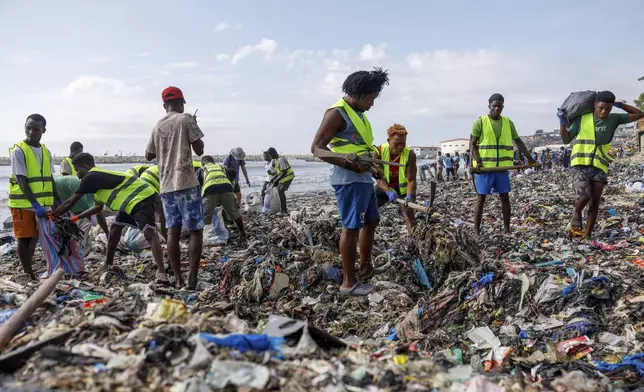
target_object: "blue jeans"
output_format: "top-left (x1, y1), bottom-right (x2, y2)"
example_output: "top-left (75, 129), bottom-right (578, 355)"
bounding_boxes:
top-left (333, 183), bottom-right (379, 229)
top-left (160, 186), bottom-right (204, 230)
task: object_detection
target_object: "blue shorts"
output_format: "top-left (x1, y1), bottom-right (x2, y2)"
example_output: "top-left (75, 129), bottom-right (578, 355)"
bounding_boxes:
top-left (475, 172), bottom-right (511, 195)
top-left (160, 186), bottom-right (204, 231)
top-left (333, 183), bottom-right (379, 229)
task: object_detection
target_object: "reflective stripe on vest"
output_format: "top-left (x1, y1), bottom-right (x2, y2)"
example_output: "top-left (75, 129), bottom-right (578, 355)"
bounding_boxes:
top-left (62, 157), bottom-right (77, 176)
top-left (139, 165), bottom-right (160, 194)
top-left (327, 98), bottom-right (374, 155)
top-left (202, 163), bottom-right (232, 196)
top-left (274, 158), bottom-right (295, 183)
top-left (8, 141), bottom-right (54, 208)
top-left (570, 113), bottom-right (613, 173)
top-left (90, 167), bottom-right (156, 214)
top-left (381, 143), bottom-right (409, 196)
top-left (192, 161), bottom-right (202, 169)
top-left (473, 115), bottom-right (514, 168)
top-left (127, 164), bottom-right (150, 178)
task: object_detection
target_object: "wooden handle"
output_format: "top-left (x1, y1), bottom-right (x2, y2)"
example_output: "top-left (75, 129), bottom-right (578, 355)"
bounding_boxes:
top-left (313, 148), bottom-right (344, 160)
top-left (395, 198), bottom-right (433, 213)
top-left (0, 268), bottom-right (65, 349)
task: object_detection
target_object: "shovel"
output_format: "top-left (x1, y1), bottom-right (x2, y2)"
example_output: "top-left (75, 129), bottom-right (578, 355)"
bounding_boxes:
top-left (470, 163), bottom-right (538, 174)
top-left (314, 148), bottom-right (405, 167)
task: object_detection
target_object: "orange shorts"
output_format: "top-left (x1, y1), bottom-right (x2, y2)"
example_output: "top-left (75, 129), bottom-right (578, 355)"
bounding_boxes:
top-left (11, 208), bottom-right (38, 238)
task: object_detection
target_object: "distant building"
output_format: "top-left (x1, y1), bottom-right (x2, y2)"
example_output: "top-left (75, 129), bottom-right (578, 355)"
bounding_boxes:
top-left (410, 146), bottom-right (439, 159)
top-left (439, 138), bottom-right (470, 155)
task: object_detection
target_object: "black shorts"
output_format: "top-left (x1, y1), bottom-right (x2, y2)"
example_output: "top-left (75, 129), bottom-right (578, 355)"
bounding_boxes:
top-left (114, 195), bottom-right (158, 231)
top-left (233, 183), bottom-right (241, 193)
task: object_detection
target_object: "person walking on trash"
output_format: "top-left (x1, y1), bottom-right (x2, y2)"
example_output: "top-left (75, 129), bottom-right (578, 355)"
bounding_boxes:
top-left (198, 155), bottom-right (247, 242)
top-left (470, 93), bottom-right (537, 235)
top-left (266, 147), bottom-right (295, 214)
top-left (50, 153), bottom-right (170, 286)
top-left (224, 147), bottom-right (251, 204)
top-left (373, 124), bottom-right (418, 234)
top-left (559, 91), bottom-right (644, 239)
top-left (311, 67), bottom-right (389, 296)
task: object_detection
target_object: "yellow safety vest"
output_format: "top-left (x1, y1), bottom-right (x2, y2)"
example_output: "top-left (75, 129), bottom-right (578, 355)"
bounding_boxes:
top-left (139, 165), bottom-right (160, 194)
top-left (380, 143), bottom-right (410, 196)
top-left (89, 167), bottom-right (156, 214)
top-left (8, 141), bottom-right (54, 208)
top-left (274, 158), bottom-right (295, 183)
top-left (202, 163), bottom-right (232, 195)
top-left (61, 157), bottom-right (77, 176)
top-left (473, 115), bottom-right (514, 168)
top-left (570, 113), bottom-right (614, 174)
top-left (327, 98), bottom-right (375, 155)
top-left (126, 164), bottom-right (150, 178)
top-left (192, 161), bottom-right (202, 169)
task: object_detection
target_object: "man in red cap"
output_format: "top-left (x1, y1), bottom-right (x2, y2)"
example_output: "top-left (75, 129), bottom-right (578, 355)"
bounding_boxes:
top-left (146, 86), bottom-right (205, 289)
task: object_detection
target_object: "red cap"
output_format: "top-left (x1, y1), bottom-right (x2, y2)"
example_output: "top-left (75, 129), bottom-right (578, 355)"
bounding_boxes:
top-left (161, 86), bottom-right (184, 102)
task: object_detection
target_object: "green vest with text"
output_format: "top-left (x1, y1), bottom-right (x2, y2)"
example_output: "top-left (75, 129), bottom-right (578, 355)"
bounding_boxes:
top-left (139, 165), bottom-right (160, 194)
top-left (62, 157), bottom-right (77, 176)
top-left (473, 115), bottom-right (514, 168)
top-left (274, 158), bottom-right (295, 183)
top-left (570, 113), bottom-right (613, 174)
top-left (8, 141), bottom-right (54, 208)
top-left (380, 143), bottom-right (410, 196)
top-left (126, 164), bottom-right (150, 178)
top-left (328, 98), bottom-right (375, 155)
top-left (89, 167), bottom-right (156, 214)
top-left (202, 163), bottom-right (232, 195)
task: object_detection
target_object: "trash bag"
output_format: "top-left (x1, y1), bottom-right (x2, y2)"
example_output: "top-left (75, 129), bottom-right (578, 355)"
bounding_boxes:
top-left (244, 192), bottom-right (263, 213)
top-left (120, 227), bottom-right (151, 251)
top-left (37, 217), bottom-right (85, 275)
top-left (203, 207), bottom-right (229, 246)
top-left (261, 185), bottom-right (281, 215)
top-left (625, 177), bottom-right (644, 193)
top-left (558, 90), bottom-right (597, 123)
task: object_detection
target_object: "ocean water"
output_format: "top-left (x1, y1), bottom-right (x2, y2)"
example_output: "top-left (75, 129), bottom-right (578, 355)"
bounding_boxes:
top-left (0, 160), bottom-right (333, 223)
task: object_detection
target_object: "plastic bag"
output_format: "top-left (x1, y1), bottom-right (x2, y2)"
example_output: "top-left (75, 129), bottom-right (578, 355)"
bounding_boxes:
top-left (244, 192), bottom-right (263, 213)
top-left (203, 207), bottom-right (229, 246)
top-left (558, 91), bottom-right (597, 123)
top-left (37, 217), bottom-right (85, 275)
top-left (120, 227), bottom-right (150, 251)
top-left (625, 177), bottom-right (644, 193)
top-left (261, 185), bottom-right (281, 215)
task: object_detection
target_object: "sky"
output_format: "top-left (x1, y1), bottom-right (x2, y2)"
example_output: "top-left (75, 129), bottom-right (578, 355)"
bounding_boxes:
top-left (0, 0), bottom-right (642, 156)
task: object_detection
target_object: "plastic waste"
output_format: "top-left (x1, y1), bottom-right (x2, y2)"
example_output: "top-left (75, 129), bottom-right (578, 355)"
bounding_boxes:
top-left (205, 360), bottom-right (270, 390)
top-left (203, 207), bottom-right (229, 246)
top-left (121, 227), bottom-right (151, 251)
top-left (199, 333), bottom-right (284, 353)
top-left (558, 90), bottom-right (597, 122)
top-left (0, 308), bottom-right (19, 324)
top-left (261, 185), bottom-right (281, 215)
top-left (244, 192), bottom-right (263, 213)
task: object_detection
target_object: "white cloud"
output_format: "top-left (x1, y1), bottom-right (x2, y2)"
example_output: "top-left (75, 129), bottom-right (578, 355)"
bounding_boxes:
top-left (231, 39), bottom-right (278, 64)
top-left (214, 22), bottom-right (230, 32)
top-left (88, 55), bottom-right (112, 64)
top-left (359, 44), bottom-right (387, 61)
top-left (61, 76), bottom-right (142, 97)
top-left (167, 61), bottom-right (199, 69)
top-left (216, 53), bottom-right (230, 62)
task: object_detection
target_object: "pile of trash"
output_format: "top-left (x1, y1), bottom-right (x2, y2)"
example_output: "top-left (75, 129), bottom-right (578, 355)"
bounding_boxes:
top-left (1, 163), bottom-right (644, 391)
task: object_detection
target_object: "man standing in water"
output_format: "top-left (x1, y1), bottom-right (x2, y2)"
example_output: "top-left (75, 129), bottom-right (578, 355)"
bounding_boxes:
top-left (559, 91), bottom-right (644, 238)
top-left (470, 93), bottom-right (536, 235)
top-left (311, 68), bottom-right (389, 296)
top-left (146, 86), bottom-right (205, 289)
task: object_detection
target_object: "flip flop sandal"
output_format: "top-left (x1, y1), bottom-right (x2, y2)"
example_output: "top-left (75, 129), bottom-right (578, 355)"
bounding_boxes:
top-left (339, 282), bottom-right (375, 296)
top-left (155, 272), bottom-right (172, 286)
top-left (359, 266), bottom-right (387, 280)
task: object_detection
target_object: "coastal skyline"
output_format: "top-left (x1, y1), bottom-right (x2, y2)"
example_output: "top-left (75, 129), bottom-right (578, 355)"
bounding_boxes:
top-left (0, 0), bottom-right (642, 156)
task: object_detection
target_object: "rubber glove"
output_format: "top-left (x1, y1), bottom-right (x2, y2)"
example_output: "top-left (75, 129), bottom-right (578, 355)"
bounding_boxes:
top-left (246, 179), bottom-right (251, 187)
top-left (405, 194), bottom-right (415, 202)
top-left (613, 101), bottom-right (623, 109)
top-left (386, 190), bottom-right (398, 203)
top-left (31, 202), bottom-right (48, 219)
top-left (557, 113), bottom-right (567, 125)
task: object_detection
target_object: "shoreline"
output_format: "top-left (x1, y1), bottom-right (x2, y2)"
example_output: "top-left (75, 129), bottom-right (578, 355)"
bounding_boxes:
top-left (0, 155), bottom-right (319, 166)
